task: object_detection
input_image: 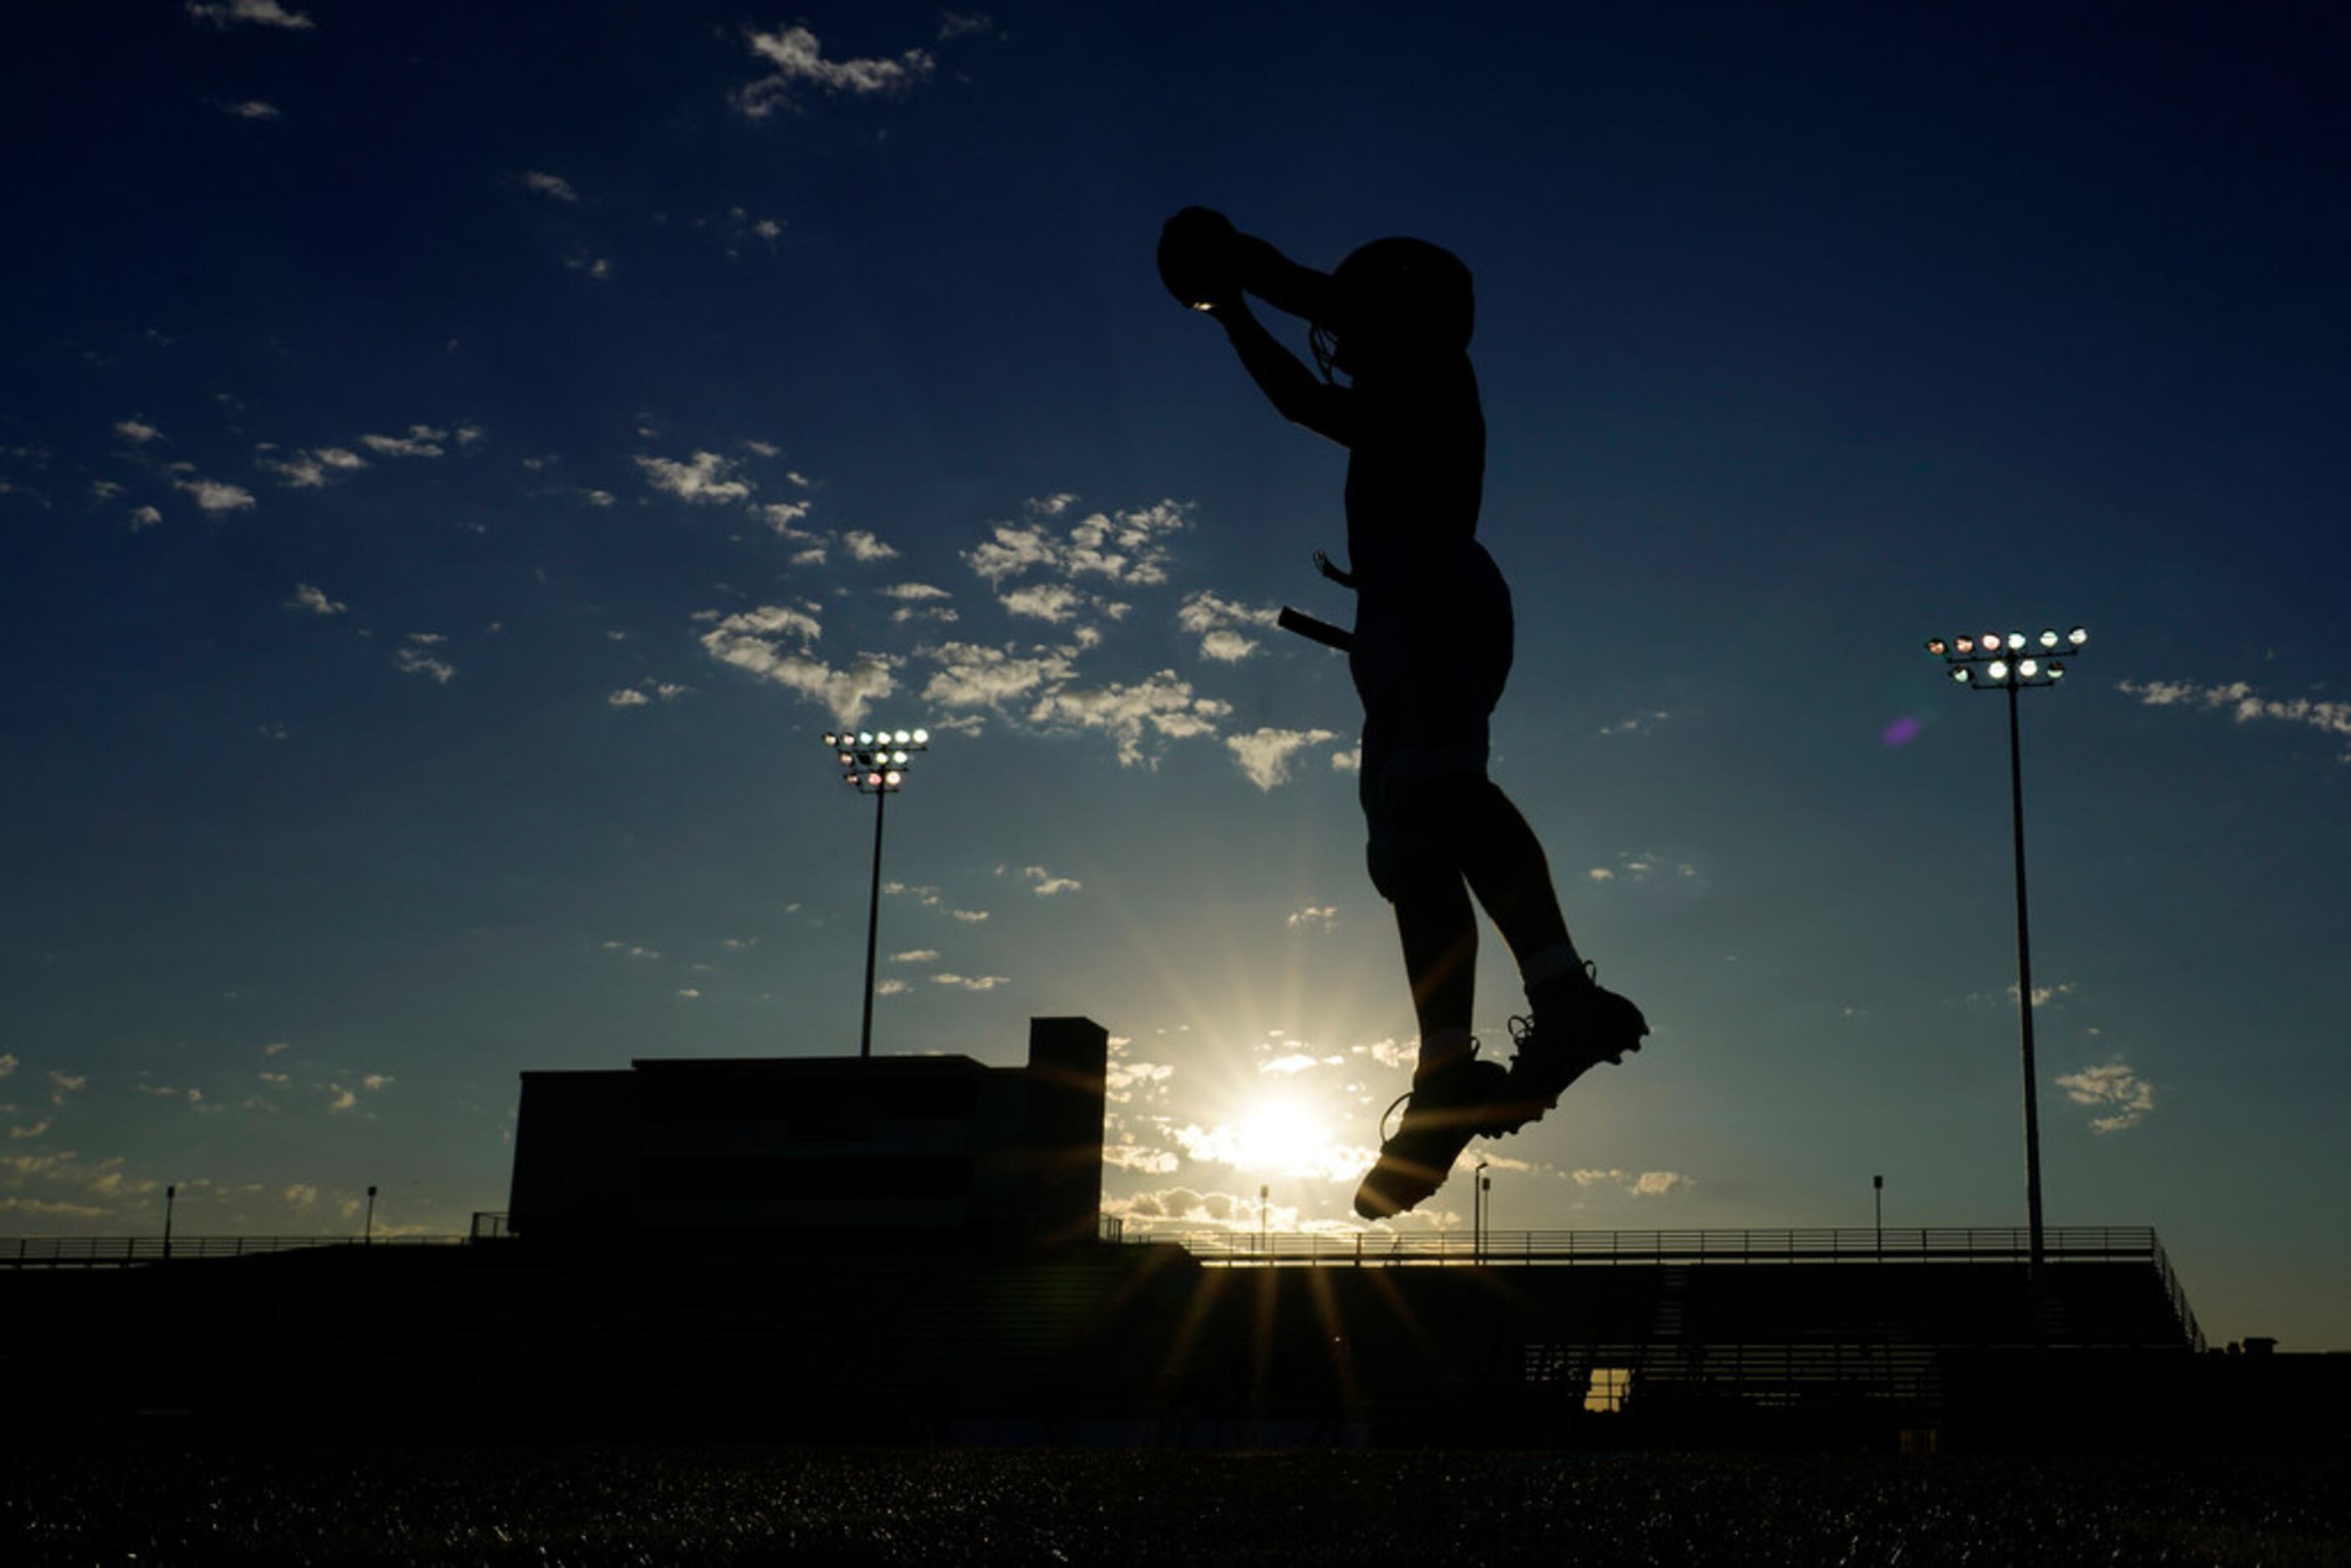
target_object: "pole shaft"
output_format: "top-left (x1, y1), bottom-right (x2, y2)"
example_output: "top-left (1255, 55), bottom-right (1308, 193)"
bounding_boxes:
top-left (2006, 683), bottom-right (2046, 1277)
top-left (861, 786), bottom-right (886, 1059)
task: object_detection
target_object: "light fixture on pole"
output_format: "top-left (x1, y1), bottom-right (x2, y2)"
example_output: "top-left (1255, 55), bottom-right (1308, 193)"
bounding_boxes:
top-left (1923, 625), bottom-right (2087, 1290)
top-left (822, 726), bottom-right (931, 1060)
top-left (1474, 1156), bottom-right (1492, 1264)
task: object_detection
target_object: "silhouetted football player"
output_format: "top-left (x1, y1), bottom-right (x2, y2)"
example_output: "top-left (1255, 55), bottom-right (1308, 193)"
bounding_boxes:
top-left (1160, 207), bottom-right (1650, 1217)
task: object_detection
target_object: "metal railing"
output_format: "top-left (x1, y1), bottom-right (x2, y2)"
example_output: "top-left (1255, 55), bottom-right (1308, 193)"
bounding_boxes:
top-left (1121, 1224), bottom-right (2205, 1352)
top-left (1, 1234), bottom-right (470, 1267)
top-left (1126, 1224), bottom-right (2169, 1269)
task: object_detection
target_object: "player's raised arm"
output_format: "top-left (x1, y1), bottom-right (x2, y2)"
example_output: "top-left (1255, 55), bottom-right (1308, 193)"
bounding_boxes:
top-left (1160, 208), bottom-right (1352, 446)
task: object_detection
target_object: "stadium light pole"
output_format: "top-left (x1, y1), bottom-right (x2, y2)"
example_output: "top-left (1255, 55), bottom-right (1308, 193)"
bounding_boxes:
top-left (823, 726), bottom-right (930, 1059)
top-left (1923, 625), bottom-right (2088, 1286)
top-left (1476, 1158), bottom-right (1493, 1264)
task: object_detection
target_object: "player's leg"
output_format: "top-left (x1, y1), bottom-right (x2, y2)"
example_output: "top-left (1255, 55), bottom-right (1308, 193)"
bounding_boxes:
top-left (1427, 542), bottom-right (1649, 1121)
top-left (1352, 756), bottom-right (1511, 1219)
top-left (1389, 849), bottom-right (1478, 1070)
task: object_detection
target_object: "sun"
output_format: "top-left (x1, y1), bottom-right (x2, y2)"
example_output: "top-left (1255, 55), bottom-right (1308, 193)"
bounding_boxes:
top-left (1234, 1095), bottom-right (1342, 1177)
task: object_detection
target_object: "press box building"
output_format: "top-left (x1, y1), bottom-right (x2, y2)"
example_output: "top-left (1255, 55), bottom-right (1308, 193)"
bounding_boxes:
top-left (506, 1016), bottom-right (1110, 1252)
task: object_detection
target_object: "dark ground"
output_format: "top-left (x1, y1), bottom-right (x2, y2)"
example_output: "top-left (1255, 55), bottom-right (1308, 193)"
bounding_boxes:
top-left (6, 1446), bottom-right (2347, 1565)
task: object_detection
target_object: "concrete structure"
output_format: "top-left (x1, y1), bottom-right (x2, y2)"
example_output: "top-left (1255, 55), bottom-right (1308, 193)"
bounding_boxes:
top-left (508, 1016), bottom-right (1108, 1251)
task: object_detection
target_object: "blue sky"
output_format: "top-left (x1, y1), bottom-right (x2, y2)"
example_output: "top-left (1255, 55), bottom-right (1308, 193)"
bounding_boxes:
top-left (3, 3), bottom-right (2344, 1348)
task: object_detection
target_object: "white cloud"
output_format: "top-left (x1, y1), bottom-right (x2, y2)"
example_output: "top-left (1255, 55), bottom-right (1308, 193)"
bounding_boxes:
top-left (360, 1074), bottom-right (393, 1092)
top-left (675, 988), bottom-right (701, 999)
top-left (358, 425), bottom-right (450, 459)
top-left (891, 948), bottom-right (940, 964)
top-left (1329, 746), bottom-right (1361, 772)
top-left (129, 505), bottom-right (164, 531)
top-left (963, 498), bottom-right (1191, 589)
top-left (1000, 583), bottom-right (1083, 623)
top-left (1198, 630), bottom-right (1259, 663)
top-left (1103, 1141), bottom-right (1181, 1175)
top-left (699, 604), bottom-right (896, 726)
top-left (874, 978), bottom-right (909, 995)
top-left (884, 883), bottom-right (989, 923)
top-left (2118, 678), bottom-right (2351, 759)
top-left (174, 476), bottom-right (255, 513)
top-left (842, 529), bottom-right (898, 562)
top-left (285, 1182), bottom-right (319, 1209)
top-left (259, 447), bottom-right (367, 488)
top-left (1066, 501), bottom-right (1188, 584)
top-left (186, 0), bottom-right (312, 27)
top-left (607, 680), bottom-right (689, 709)
top-left (1599, 711), bottom-right (1675, 736)
top-left (326, 1084), bottom-right (357, 1113)
top-left (743, 439), bottom-right (782, 458)
top-left (756, 500), bottom-right (813, 535)
top-left (0, 1054), bottom-right (13, 1079)
top-left (635, 450), bottom-right (751, 503)
top-left (1287, 906), bottom-right (1338, 933)
top-left (393, 640), bottom-right (456, 684)
top-left (567, 255), bottom-right (613, 281)
top-left (1031, 670), bottom-right (1231, 767)
top-left (286, 582), bottom-right (346, 616)
top-left (1177, 589), bottom-right (1279, 663)
top-left (964, 523), bottom-right (1059, 584)
top-left (1571, 1168), bottom-right (1691, 1196)
top-left (1105, 1060), bottom-right (1173, 1104)
top-left (1226, 726), bottom-right (1339, 791)
top-left (922, 642), bottom-right (1075, 711)
top-left (219, 99), bottom-right (281, 120)
top-left (932, 973), bottom-right (1009, 991)
top-left (734, 25), bottom-right (937, 119)
top-left (2055, 1060), bottom-right (2154, 1133)
top-left (1021, 866), bottom-right (1081, 897)
top-left (522, 170), bottom-right (579, 203)
top-left (1587, 851), bottom-right (1698, 884)
top-left (882, 582), bottom-right (950, 602)
top-left (114, 417), bottom-right (161, 444)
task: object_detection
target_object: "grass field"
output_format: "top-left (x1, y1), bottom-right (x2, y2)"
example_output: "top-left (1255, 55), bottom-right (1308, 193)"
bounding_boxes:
top-left (6, 1445), bottom-right (2345, 1565)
